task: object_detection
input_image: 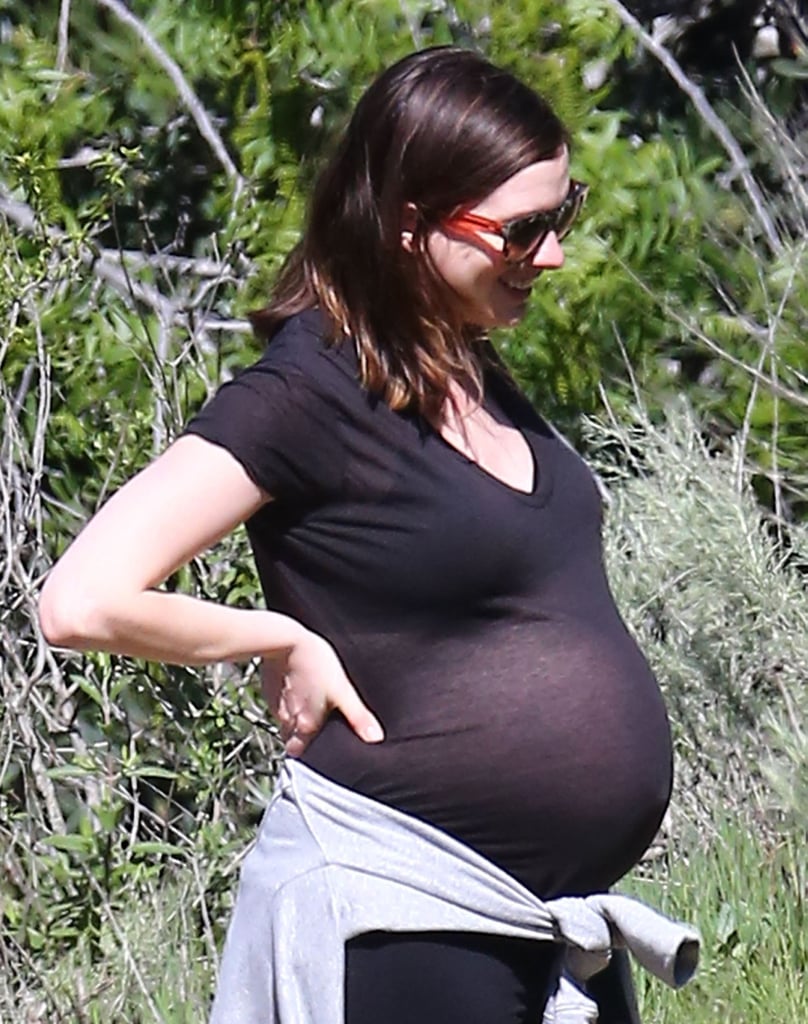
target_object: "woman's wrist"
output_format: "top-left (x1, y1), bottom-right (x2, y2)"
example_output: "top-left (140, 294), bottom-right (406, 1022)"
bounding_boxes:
top-left (264, 612), bottom-right (313, 659)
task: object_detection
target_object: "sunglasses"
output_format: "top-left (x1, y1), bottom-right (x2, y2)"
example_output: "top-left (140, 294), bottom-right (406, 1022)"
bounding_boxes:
top-left (442, 179), bottom-right (588, 263)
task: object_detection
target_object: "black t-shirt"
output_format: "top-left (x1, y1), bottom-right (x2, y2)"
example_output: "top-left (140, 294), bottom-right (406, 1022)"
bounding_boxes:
top-left (185, 309), bottom-right (672, 898)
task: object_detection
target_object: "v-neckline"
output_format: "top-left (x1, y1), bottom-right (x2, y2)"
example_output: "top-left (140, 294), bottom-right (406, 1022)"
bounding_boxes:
top-left (425, 372), bottom-right (554, 504)
top-left (431, 418), bottom-right (538, 496)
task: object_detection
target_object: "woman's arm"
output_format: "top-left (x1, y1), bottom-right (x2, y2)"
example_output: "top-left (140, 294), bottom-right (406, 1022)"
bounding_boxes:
top-left (39, 434), bottom-right (384, 747)
top-left (40, 435), bottom-right (292, 661)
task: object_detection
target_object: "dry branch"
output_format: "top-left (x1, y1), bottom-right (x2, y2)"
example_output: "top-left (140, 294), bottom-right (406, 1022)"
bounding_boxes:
top-left (0, 185), bottom-right (249, 331)
top-left (606, 0), bottom-right (783, 255)
top-left (56, 0), bottom-right (71, 73)
top-left (93, 0), bottom-right (245, 195)
top-left (0, 186), bottom-right (175, 320)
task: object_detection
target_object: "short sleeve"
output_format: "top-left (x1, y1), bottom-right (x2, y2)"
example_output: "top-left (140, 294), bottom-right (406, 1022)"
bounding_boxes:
top-left (183, 331), bottom-right (346, 504)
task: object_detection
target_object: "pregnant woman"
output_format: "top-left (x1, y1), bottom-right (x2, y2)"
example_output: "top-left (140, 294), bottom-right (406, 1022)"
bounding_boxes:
top-left (40, 47), bottom-right (675, 1023)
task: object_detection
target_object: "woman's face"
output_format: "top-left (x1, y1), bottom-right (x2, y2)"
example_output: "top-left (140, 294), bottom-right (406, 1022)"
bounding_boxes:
top-left (424, 149), bottom-right (570, 329)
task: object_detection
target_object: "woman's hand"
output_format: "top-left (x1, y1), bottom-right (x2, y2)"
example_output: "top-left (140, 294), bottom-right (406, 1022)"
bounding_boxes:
top-left (262, 631), bottom-right (384, 757)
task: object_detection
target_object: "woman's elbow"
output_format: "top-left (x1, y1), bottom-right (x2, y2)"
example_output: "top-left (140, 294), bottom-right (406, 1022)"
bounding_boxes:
top-left (38, 575), bottom-right (109, 649)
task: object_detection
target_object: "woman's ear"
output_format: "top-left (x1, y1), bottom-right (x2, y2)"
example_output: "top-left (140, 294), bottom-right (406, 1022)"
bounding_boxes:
top-left (401, 202), bottom-right (418, 252)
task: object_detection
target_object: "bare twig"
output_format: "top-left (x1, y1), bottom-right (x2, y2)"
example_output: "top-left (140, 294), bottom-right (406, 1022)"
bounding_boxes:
top-left (735, 326), bottom-right (770, 492)
top-left (0, 185), bottom-right (250, 332)
top-left (0, 187), bottom-right (37, 233)
top-left (398, 0), bottom-right (424, 47)
top-left (735, 61), bottom-right (808, 218)
top-left (92, 252), bottom-right (178, 324)
top-left (611, 322), bottom-right (644, 407)
top-left (112, 250), bottom-right (243, 278)
top-left (770, 348), bottom-right (783, 536)
top-left (56, 0), bottom-right (71, 73)
top-left (93, 0), bottom-right (245, 195)
top-left (608, 245), bottom-right (808, 411)
top-left (196, 316), bottom-right (252, 334)
top-left (11, 706), bottom-right (67, 834)
top-left (605, 0), bottom-right (783, 255)
top-left (664, 304), bottom-right (807, 407)
top-left (0, 185), bottom-right (176, 319)
top-left (153, 315), bottom-right (172, 452)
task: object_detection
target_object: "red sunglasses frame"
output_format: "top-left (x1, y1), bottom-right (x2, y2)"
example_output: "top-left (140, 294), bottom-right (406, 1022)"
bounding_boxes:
top-left (442, 179), bottom-right (588, 263)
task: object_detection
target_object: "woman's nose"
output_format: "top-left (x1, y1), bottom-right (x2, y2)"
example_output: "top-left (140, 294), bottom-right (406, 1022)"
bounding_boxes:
top-left (531, 231), bottom-right (564, 269)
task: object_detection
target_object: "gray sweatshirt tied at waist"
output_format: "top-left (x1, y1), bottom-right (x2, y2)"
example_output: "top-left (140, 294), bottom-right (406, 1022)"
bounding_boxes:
top-left (210, 760), bottom-right (699, 1024)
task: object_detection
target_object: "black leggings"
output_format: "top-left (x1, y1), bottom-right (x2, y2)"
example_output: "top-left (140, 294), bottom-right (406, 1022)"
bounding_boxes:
top-left (344, 930), bottom-right (561, 1024)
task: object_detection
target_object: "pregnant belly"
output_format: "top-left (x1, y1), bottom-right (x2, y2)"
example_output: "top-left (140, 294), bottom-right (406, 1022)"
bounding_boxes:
top-left (302, 618), bottom-right (673, 899)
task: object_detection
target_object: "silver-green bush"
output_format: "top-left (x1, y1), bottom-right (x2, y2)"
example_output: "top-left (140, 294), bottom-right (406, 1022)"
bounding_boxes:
top-left (590, 404), bottom-right (808, 843)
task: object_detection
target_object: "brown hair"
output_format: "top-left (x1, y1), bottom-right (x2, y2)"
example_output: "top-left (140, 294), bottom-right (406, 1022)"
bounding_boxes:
top-left (250, 46), bottom-right (567, 420)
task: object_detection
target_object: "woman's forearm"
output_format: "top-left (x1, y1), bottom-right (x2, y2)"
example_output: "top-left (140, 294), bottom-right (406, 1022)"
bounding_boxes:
top-left (36, 437), bottom-right (310, 666)
top-left (39, 586), bottom-right (308, 665)
top-left (39, 578), bottom-right (387, 748)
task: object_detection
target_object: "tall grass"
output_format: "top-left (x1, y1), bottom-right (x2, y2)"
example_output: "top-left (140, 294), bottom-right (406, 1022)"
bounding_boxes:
top-left (625, 820), bottom-right (807, 1023)
top-left (6, 824), bottom-right (804, 1022)
top-left (1, 878), bottom-right (215, 1023)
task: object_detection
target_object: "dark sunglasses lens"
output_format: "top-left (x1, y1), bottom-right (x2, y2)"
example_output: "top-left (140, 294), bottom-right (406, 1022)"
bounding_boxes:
top-left (503, 183), bottom-right (587, 260)
top-left (505, 214), bottom-right (551, 259)
top-left (556, 187), bottom-right (586, 240)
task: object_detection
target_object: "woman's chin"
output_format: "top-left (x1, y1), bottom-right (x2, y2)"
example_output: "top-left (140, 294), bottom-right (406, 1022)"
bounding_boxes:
top-left (494, 283), bottom-right (532, 323)
top-left (462, 294), bottom-right (531, 330)
top-left (492, 301), bottom-right (531, 328)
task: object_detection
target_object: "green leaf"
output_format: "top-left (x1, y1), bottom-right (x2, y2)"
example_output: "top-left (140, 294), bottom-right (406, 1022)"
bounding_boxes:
top-left (123, 765), bottom-right (181, 780)
top-left (130, 841), bottom-right (186, 857)
top-left (40, 834), bottom-right (94, 855)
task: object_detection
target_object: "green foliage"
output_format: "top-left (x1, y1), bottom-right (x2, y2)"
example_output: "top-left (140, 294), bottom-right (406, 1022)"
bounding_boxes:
top-left (475, 0), bottom-right (624, 125)
top-left (625, 820), bottom-right (807, 1024)
top-left (496, 112), bottom-right (729, 422)
top-left (0, 26), bottom-right (112, 211)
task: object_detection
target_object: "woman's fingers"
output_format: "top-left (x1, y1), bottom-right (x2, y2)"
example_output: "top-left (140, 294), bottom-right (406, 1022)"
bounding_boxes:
top-left (332, 679), bottom-right (385, 742)
top-left (258, 637), bottom-right (385, 754)
top-left (283, 732), bottom-right (308, 758)
top-left (260, 657), bottom-right (285, 706)
top-left (266, 663), bottom-right (331, 755)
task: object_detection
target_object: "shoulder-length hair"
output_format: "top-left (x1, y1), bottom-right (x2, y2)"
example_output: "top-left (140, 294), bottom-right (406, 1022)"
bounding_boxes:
top-left (250, 46), bottom-right (568, 420)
